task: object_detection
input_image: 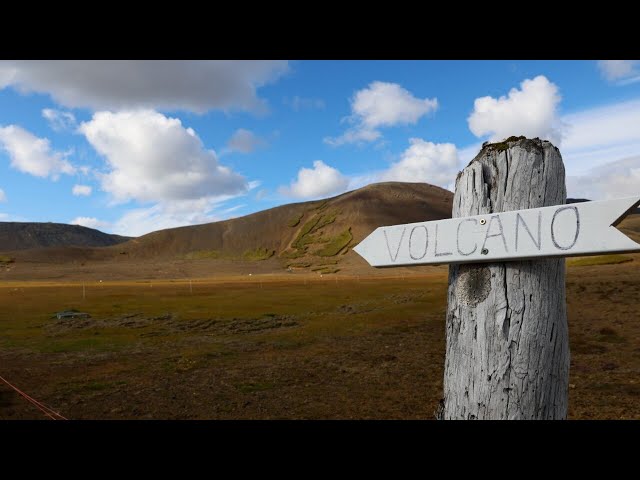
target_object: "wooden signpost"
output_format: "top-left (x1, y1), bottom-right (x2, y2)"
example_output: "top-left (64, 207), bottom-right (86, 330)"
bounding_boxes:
top-left (353, 137), bottom-right (640, 420)
top-left (354, 196), bottom-right (640, 267)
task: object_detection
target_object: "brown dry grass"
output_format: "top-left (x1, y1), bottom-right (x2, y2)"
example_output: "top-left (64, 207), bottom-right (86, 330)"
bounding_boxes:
top-left (1, 253), bottom-right (639, 419)
top-left (0, 274), bottom-right (447, 419)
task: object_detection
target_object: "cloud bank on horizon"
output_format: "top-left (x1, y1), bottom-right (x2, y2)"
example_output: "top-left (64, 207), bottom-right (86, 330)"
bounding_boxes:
top-left (0, 60), bottom-right (639, 236)
top-left (0, 60), bottom-right (289, 113)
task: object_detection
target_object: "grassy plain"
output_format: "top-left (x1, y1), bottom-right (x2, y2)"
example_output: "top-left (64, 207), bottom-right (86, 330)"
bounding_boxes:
top-left (1, 255), bottom-right (639, 419)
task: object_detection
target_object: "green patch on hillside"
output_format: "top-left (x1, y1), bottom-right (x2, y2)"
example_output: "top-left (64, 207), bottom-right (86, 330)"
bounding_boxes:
top-left (292, 217), bottom-right (322, 249)
top-left (315, 228), bottom-right (352, 257)
top-left (315, 211), bottom-right (338, 230)
top-left (243, 247), bottom-right (275, 261)
top-left (287, 262), bottom-right (311, 268)
top-left (288, 213), bottom-right (303, 228)
top-left (567, 255), bottom-right (632, 267)
top-left (291, 211), bottom-right (339, 251)
top-left (280, 249), bottom-right (305, 260)
top-left (281, 209), bottom-right (346, 266)
top-left (296, 232), bottom-right (322, 249)
top-left (313, 200), bottom-right (329, 211)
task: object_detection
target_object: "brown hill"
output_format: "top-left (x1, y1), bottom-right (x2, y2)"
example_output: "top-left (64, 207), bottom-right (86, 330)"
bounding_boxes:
top-left (0, 222), bottom-right (131, 251)
top-left (3, 182), bottom-right (640, 281)
top-left (117, 182), bottom-right (453, 267)
top-left (2, 182), bottom-right (453, 277)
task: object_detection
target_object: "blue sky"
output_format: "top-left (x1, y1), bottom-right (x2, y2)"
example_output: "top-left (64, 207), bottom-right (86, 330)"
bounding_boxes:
top-left (1, 60), bottom-right (639, 236)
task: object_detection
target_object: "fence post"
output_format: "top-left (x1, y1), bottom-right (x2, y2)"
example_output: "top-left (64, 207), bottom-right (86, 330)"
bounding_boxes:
top-left (443, 137), bottom-right (569, 420)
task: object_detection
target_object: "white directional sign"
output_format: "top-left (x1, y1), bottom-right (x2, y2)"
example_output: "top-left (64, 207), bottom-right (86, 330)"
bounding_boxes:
top-left (353, 196), bottom-right (640, 267)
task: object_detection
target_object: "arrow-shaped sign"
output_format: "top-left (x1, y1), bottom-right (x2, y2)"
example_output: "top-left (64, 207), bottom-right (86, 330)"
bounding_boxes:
top-left (353, 196), bottom-right (640, 267)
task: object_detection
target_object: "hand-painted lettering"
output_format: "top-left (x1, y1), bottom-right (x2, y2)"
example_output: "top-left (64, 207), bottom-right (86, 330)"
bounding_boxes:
top-left (409, 225), bottom-right (429, 260)
top-left (456, 218), bottom-right (478, 256)
top-left (384, 227), bottom-right (406, 262)
top-left (481, 215), bottom-right (508, 253)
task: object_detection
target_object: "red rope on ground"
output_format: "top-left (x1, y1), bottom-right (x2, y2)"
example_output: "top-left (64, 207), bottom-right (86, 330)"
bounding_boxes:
top-left (0, 374), bottom-right (68, 420)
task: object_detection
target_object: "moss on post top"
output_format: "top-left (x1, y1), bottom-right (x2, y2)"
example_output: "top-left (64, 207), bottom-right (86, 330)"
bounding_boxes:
top-left (483, 135), bottom-right (528, 152)
top-left (479, 135), bottom-right (559, 156)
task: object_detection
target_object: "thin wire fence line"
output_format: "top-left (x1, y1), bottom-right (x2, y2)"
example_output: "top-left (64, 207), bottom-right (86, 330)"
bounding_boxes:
top-left (0, 374), bottom-right (67, 420)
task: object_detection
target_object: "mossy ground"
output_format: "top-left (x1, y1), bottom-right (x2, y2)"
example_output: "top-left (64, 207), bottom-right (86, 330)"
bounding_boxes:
top-left (281, 208), bottom-right (346, 271)
top-left (287, 213), bottom-right (303, 228)
top-left (315, 228), bottom-right (352, 257)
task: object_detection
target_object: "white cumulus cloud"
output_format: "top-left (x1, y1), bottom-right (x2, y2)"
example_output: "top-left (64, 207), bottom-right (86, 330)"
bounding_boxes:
top-left (227, 128), bottom-right (265, 153)
top-left (0, 188), bottom-right (6, 202)
top-left (280, 160), bottom-right (349, 199)
top-left (325, 81), bottom-right (438, 146)
top-left (381, 139), bottom-right (459, 188)
top-left (598, 60), bottom-right (640, 84)
top-left (42, 108), bottom-right (77, 131)
top-left (72, 184), bottom-right (92, 196)
top-left (78, 110), bottom-right (247, 204)
top-left (70, 216), bottom-right (111, 230)
top-left (0, 61), bottom-right (289, 113)
top-left (0, 125), bottom-right (75, 179)
top-left (468, 75), bottom-right (562, 145)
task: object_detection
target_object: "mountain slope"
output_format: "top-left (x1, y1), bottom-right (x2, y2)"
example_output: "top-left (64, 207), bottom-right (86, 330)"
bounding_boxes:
top-left (118, 182), bottom-right (453, 265)
top-left (4, 182), bottom-right (640, 281)
top-left (0, 222), bottom-right (131, 251)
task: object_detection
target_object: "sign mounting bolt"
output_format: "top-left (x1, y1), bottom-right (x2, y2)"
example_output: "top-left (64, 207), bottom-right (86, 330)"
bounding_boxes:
top-left (481, 248), bottom-right (489, 255)
top-left (480, 218), bottom-right (486, 225)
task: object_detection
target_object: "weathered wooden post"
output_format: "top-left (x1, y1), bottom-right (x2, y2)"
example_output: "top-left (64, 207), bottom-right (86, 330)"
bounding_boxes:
top-left (353, 135), bottom-right (640, 420)
top-left (443, 136), bottom-right (568, 419)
